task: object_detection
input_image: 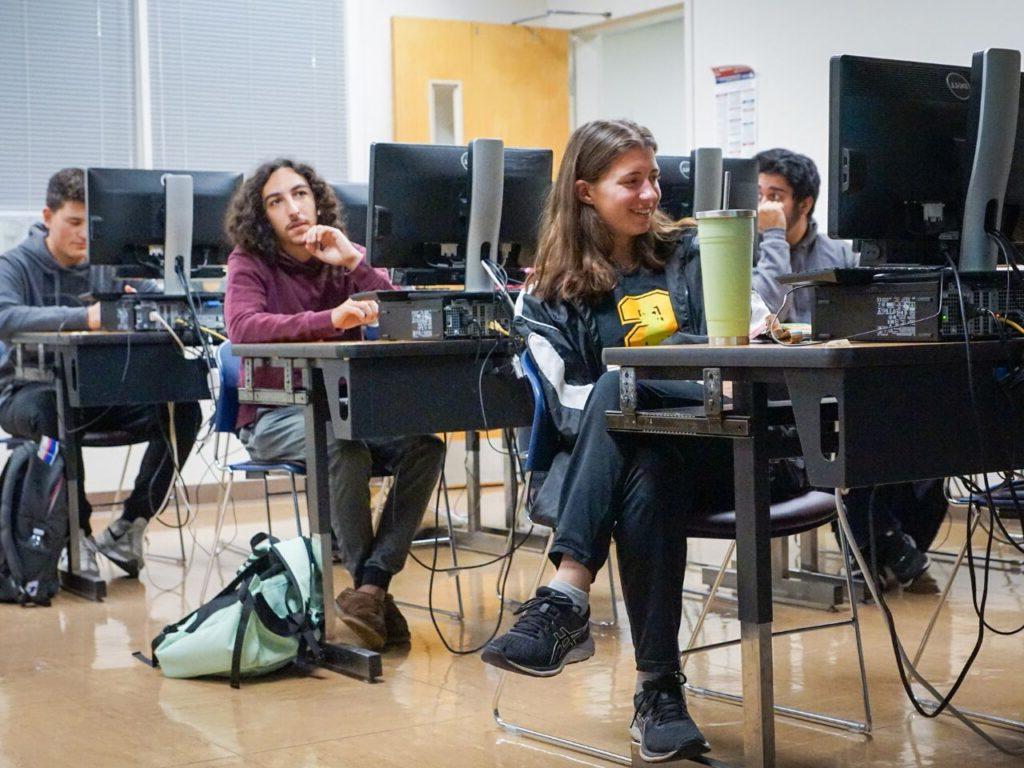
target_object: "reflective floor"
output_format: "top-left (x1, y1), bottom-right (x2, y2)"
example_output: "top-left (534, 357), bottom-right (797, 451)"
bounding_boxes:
top-left (1, 491), bottom-right (1022, 768)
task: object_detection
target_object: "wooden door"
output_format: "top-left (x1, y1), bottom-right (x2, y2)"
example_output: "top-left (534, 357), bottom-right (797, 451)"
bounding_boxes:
top-left (392, 17), bottom-right (569, 168)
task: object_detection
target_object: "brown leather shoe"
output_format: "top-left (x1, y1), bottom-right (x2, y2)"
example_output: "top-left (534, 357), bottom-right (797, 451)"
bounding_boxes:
top-left (335, 588), bottom-right (386, 651)
top-left (383, 594), bottom-right (411, 647)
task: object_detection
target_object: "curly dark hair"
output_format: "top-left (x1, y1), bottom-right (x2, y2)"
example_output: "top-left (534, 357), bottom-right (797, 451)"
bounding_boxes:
top-left (225, 158), bottom-right (344, 261)
top-left (46, 167), bottom-right (84, 211)
top-left (755, 148), bottom-right (821, 216)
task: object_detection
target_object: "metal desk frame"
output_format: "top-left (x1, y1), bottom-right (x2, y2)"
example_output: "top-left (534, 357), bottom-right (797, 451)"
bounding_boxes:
top-left (9, 331), bottom-right (210, 602)
top-left (232, 338), bottom-right (534, 682)
top-left (603, 340), bottom-right (1024, 768)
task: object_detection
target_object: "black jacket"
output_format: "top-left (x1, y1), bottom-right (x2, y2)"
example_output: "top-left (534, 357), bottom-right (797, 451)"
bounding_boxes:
top-left (513, 232), bottom-right (706, 444)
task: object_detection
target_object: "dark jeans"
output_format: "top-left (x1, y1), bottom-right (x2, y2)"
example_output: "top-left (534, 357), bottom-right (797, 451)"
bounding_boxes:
top-left (0, 382), bottom-right (202, 535)
top-left (843, 480), bottom-right (947, 558)
top-left (241, 406), bottom-right (446, 590)
top-left (550, 370), bottom-right (736, 675)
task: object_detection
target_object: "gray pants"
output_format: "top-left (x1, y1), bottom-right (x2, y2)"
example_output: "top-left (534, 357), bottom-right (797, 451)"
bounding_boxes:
top-left (241, 406), bottom-right (445, 586)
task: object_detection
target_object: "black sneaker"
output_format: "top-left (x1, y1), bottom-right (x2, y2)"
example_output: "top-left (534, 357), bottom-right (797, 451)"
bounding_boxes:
top-left (884, 532), bottom-right (929, 587)
top-left (630, 673), bottom-right (710, 762)
top-left (481, 586), bottom-right (594, 677)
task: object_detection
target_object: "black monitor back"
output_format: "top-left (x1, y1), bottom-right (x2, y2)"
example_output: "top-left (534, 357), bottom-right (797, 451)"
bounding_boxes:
top-left (86, 168), bottom-right (241, 271)
top-left (828, 55), bottom-right (972, 250)
top-left (1004, 75), bottom-right (1024, 243)
top-left (657, 154), bottom-right (758, 220)
top-left (366, 142), bottom-right (552, 278)
top-left (331, 182), bottom-right (369, 247)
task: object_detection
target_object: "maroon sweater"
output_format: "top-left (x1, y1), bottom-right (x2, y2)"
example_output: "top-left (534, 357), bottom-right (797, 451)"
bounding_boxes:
top-left (225, 244), bottom-right (395, 428)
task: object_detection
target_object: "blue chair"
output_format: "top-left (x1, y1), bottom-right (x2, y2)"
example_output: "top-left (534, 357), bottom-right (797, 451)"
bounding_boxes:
top-left (200, 342), bottom-right (307, 599)
top-left (498, 349), bottom-right (620, 626)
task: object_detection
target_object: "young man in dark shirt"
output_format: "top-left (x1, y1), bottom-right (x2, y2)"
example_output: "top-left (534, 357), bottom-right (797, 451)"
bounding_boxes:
top-left (224, 158), bottom-right (445, 651)
top-left (0, 168), bottom-right (202, 577)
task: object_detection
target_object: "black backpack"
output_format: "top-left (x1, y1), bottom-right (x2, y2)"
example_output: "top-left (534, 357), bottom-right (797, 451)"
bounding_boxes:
top-left (0, 440), bottom-right (68, 606)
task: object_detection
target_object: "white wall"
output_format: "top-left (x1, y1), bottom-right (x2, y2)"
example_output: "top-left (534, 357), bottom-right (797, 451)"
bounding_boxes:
top-left (573, 14), bottom-right (688, 152)
top-left (689, 0), bottom-right (1024, 229)
top-left (534, 0), bottom-right (675, 28)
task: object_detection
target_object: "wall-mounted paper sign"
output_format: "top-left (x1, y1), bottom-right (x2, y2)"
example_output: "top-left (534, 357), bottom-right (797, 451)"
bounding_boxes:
top-left (712, 65), bottom-right (757, 158)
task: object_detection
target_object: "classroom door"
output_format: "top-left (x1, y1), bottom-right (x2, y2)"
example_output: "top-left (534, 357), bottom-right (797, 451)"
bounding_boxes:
top-left (392, 17), bottom-right (569, 168)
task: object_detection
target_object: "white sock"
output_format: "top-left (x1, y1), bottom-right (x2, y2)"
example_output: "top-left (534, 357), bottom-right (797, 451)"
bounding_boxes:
top-left (107, 517), bottom-right (131, 538)
top-left (636, 670), bottom-right (665, 694)
top-left (546, 578), bottom-right (589, 614)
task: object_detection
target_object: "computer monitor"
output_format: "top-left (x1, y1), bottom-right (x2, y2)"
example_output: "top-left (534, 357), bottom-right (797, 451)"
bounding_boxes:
top-left (657, 154), bottom-right (759, 220)
top-left (829, 53), bottom-right (1024, 268)
top-left (331, 182), bottom-right (369, 247)
top-left (366, 143), bottom-right (552, 283)
top-left (86, 168), bottom-right (242, 279)
top-left (828, 55), bottom-right (980, 267)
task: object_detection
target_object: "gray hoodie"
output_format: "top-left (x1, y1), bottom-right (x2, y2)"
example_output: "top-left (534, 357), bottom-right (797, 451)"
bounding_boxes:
top-left (753, 219), bottom-right (858, 323)
top-left (0, 222), bottom-right (91, 397)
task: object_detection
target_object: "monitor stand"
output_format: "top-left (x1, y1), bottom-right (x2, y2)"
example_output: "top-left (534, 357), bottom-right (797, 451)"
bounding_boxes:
top-left (464, 137), bottom-right (504, 292)
top-left (161, 173), bottom-right (194, 295)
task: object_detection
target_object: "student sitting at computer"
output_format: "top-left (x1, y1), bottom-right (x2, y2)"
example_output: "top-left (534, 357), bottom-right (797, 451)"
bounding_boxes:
top-left (224, 158), bottom-right (445, 651)
top-left (753, 148), bottom-right (858, 323)
top-left (480, 120), bottom-right (808, 763)
top-left (750, 150), bottom-right (944, 590)
top-left (0, 168), bottom-right (202, 578)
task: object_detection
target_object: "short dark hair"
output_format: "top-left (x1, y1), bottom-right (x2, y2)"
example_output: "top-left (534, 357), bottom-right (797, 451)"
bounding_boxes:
top-left (46, 167), bottom-right (85, 211)
top-left (755, 148), bottom-right (820, 216)
top-left (225, 158), bottom-right (343, 262)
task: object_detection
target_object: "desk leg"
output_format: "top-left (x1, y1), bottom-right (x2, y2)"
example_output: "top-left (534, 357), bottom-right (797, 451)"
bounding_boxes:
top-left (465, 431), bottom-right (481, 531)
top-left (55, 362), bottom-right (106, 602)
top-left (305, 371), bottom-right (382, 682)
top-left (733, 385), bottom-right (775, 768)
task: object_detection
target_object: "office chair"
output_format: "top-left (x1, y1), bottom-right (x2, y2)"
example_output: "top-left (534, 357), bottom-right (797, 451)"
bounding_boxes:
top-left (81, 427), bottom-right (189, 564)
top-left (496, 349), bottom-right (620, 627)
top-left (491, 356), bottom-right (872, 764)
top-left (200, 342), bottom-right (311, 600)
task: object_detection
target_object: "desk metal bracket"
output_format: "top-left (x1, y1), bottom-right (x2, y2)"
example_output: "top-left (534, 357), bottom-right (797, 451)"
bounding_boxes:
top-left (620, 366), bottom-right (637, 416)
top-left (12, 341), bottom-right (56, 383)
top-left (606, 407), bottom-right (749, 437)
top-left (238, 356), bottom-right (310, 406)
top-left (704, 367), bottom-right (723, 419)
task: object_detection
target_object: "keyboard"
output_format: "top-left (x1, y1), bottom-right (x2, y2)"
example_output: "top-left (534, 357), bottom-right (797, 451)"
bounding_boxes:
top-left (777, 264), bottom-right (948, 286)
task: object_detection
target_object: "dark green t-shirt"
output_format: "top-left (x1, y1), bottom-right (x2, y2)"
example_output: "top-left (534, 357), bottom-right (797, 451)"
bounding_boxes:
top-left (593, 268), bottom-right (679, 350)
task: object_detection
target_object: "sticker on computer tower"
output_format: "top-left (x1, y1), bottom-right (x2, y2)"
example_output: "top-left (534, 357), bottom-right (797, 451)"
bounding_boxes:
top-left (411, 309), bottom-right (434, 338)
top-left (875, 296), bottom-right (917, 336)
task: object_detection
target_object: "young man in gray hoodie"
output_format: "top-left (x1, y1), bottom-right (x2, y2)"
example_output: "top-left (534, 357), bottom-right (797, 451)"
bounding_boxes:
top-left (752, 148), bottom-right (858, 323)
top-left (0, 168), bottom-right (202, 577)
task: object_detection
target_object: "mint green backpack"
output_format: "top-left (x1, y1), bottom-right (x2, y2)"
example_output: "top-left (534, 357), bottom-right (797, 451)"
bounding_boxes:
top-left (146, 534), bottom-right (324, 688)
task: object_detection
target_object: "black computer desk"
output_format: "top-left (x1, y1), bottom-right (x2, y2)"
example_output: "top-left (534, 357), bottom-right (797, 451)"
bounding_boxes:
top-left (232, 338), bottom-right (534, 681)
top-left (9, 331), bottom-right (210, 602)
top-left (602, 339), bottom-right (1024, 768)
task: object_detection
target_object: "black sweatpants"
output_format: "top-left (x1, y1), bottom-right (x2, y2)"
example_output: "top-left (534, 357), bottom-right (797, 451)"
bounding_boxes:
top-left (0, 382), bottom-right (202, 535)
top-left (550, 370), bottom-right (736, 675)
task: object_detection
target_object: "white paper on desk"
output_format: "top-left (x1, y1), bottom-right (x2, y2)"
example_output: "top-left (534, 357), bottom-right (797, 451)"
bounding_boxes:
top-left (749, 291), bottom-right (771, 338)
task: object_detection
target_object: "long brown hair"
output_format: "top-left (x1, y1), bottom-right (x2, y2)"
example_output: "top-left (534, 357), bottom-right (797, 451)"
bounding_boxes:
top-left (225, 158), bottom-right (344, 263)
top-left (529, 120), bottom-right (684, 303)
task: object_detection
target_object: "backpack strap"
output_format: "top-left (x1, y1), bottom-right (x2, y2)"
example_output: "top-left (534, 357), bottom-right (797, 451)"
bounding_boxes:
top-left (230, 580), bottom-right (257, 689)
top-left (0, 448), bottom-right (31, 589)
top-left (256, 539), bottom-right (324, 661)
top-left (150, 552), bottom-right (275, 664)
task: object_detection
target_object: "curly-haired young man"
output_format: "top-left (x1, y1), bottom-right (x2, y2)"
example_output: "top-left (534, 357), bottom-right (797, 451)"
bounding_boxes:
top-left (224, 158), bottom-right (445, 651)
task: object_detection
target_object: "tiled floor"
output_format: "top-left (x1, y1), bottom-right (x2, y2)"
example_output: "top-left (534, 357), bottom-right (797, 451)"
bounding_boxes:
top-left (1, 492), bottom-right (1022, 768)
